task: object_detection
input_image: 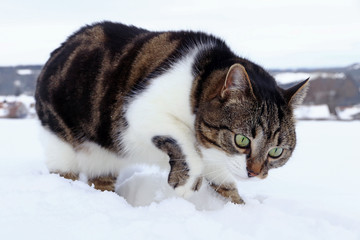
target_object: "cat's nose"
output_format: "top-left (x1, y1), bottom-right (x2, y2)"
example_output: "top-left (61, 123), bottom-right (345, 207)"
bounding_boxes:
top-left (247, 169), bottom-right (260, 177)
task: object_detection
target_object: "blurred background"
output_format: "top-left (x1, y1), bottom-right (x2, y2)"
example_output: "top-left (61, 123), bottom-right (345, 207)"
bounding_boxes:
top-left (1, 0), bottom-right (360, 119)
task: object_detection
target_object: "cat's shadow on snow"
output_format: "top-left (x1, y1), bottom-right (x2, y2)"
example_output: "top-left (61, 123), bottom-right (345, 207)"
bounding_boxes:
top-left (115, 165), bottom-right (230, 210)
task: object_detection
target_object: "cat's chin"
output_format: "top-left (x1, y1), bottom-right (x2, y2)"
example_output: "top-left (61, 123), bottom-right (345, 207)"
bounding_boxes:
top-left (229, 167), bottom-right (265, 182)
top-left (234, 175), bottom-right (262, 182)
top-left (232, 175), bottom-right (249, 181)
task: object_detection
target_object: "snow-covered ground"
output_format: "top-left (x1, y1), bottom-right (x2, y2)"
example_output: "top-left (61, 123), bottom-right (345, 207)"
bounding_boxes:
top-left (337, 105), bottom-right (360, 120)
top-left (294, 104), bottom-right (334, 120)
top-left (0, 95), bottom-right (36, 118)
top-left (0, 119), bottom-right (359, 240)
top-left (274, 72), bottom-right (346, 85)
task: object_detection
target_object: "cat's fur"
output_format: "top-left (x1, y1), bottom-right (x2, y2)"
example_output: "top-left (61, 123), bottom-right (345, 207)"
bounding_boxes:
top-left (35, 21), bottom-right (309, 204)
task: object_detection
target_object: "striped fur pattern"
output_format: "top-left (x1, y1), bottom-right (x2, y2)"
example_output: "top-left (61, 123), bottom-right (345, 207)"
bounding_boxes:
top-left (35, 21), bottom-right (309, 204)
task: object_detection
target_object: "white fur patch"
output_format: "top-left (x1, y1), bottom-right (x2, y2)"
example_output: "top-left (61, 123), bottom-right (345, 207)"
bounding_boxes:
top-left (39, 126), bottom-right (78, 174)
top-left (201, 146), bottom-right (249, 185)
top-left (121, 49), bottom-right (204, 197)
top-left (39, 127), bottom-right (128, 178)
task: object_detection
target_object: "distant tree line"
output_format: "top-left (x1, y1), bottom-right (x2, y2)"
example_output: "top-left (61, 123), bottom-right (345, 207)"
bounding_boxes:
top-left (1, 64), bottom-right (360, 113)
top-left (0, 66), bottom-right (42, 96)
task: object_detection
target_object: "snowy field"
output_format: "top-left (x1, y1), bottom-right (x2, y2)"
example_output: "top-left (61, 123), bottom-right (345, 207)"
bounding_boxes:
top-left (0, 119), bottom-right (359, 240)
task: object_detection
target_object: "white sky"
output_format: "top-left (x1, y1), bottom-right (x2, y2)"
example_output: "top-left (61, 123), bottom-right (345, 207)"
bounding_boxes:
top-left (1, 0), bottom-right (359, 69)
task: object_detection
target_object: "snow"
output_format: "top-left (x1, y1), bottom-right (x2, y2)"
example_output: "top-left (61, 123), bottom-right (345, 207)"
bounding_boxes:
top-left (16, 69), bottom-right (33, 75)
top-left (0, 95), bottom-right (35, 106)
top-left (274, 72), bottom-right (310, 85)
top-left (294, 105), bottom-right (333, 120)
top-left (0, 109), bottom-right (7, 117)
top-left (0, 119), bottom-right (359, 240)
top-left (0, 95), bottom-right (36, 118)
top-left (318, 72), bottom-right (346, 79)
top-left (274, 72), bottom-right (346, 85)
top-left (349, 63), bottom-right (360, 70)
top-left (336, 105), bottom-right (360, 120)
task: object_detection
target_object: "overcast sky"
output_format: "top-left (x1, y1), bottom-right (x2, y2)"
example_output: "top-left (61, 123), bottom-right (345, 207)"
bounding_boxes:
top-left (1, 0), bottom-right (359, 69)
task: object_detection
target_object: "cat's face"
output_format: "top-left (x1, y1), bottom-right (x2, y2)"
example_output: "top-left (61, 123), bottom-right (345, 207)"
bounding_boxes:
top-left (196, 64), bottom-right (308, 181)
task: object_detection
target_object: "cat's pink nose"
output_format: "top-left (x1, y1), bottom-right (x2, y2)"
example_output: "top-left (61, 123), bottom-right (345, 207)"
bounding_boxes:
top-left (247, 169), bottom-right (260, 177)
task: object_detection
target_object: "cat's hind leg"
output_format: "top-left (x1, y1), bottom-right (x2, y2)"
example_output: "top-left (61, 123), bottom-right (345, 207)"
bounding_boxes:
top-left (88, 175), bottom-right (117, 192)
top-left (40, 126), bottom-right (119, 192)
top-left (58, 172), bottom-right (79, 181)
top-left (39, 126), bottom-right (80, 179)
top-left (75, 141), bottom-right (124, 192)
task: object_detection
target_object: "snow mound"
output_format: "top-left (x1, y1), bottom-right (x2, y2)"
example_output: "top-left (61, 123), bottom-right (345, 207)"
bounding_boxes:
top-left (349, 63), bottom-right (360, 70)
top-left (336, 105), bottom-right (360, 120)
top-left (294, 104), bottom-right (332, 120)
top-left (16, 69), bottom-right (33, 75)
top-left (0, 95), bottom-right (36, 118)
top-left (274, 72), bottom-right (346, 85)
top-left (116, 165), bottom-right (227, 210)
top-left (274, 72), bottom-right (310, 85)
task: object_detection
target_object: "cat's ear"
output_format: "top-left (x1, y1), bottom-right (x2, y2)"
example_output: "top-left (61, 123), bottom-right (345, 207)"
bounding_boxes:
top-left (221, 64), bottom-right (256, 99)
top-left (282, 78), bottom-right (310, 106)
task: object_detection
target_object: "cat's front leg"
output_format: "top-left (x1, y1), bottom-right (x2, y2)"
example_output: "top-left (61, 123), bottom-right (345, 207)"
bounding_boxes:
top-left (152, 136), bottom-right (203, 198)
top-left (209, 182), bottom-right (244, 204)
top-left (202, 159), bottom-right (245, 204)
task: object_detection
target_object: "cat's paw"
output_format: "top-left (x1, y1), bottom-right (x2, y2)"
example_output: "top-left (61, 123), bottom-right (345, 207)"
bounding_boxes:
top-left (167, 154), bottom-right (203, 199)
top-left (174, 176), bottom-right (202, 198)
top-left (168, 164), bottom-right (203, 199)
top-left (209, 182), bottom-right (245, 204)
top-left (151, 135), bottom-right (203, 198)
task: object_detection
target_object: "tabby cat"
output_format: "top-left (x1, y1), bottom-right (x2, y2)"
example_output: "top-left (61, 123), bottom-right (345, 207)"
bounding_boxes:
top-left (35, 21), bottom-right (309, 204)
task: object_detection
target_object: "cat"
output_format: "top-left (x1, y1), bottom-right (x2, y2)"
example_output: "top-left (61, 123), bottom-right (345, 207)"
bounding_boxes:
top-left (35, 21), bottom-right (309, 204)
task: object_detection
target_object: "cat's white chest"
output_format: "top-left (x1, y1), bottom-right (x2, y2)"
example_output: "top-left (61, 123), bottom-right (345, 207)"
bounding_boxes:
top-left (120, 51), bottom-right (198, 166)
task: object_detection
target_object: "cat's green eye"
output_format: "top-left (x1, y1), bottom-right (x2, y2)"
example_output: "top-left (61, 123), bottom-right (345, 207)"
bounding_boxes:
top-left (268, 147), bottom-right (283, 158)
top-left (235, 134), bottom-right (250, 148)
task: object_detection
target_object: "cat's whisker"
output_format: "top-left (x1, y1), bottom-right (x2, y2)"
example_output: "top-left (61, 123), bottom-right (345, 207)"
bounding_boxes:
top-left (201, 167), bottom-right (222, 177)
top-left (203, 161), bottom-right (223, 166)
top-left (214, 175), bottom-right (231, 192)
top-left (203, 169), bottom-right (227, 185)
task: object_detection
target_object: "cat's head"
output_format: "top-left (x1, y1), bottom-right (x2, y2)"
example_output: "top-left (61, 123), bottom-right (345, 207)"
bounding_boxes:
top-left (195, 63), bottom-right (309, 182)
